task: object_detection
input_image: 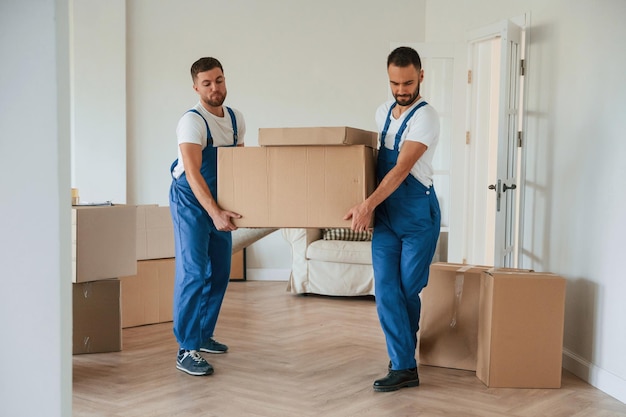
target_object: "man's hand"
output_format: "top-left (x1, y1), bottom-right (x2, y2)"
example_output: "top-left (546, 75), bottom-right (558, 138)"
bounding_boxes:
top-left (210, 209), bottom-right (242, 232)
top-left (343, 141), bottom-right (428, 232)
top-left (344, 202), bottom-right (374, 232)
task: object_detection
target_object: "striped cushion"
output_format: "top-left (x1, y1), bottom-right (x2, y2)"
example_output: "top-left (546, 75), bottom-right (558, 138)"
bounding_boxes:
top-left (322, 228), bottom-right (372, 242)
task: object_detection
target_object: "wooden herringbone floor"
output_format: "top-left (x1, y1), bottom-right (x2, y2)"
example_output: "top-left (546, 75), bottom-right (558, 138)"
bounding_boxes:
top-left (73, 281), bottom-right (626, 417)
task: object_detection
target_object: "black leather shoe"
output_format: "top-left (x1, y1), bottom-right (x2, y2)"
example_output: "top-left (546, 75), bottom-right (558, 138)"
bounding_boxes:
top-left (373, 368), bottom-right (420, 392)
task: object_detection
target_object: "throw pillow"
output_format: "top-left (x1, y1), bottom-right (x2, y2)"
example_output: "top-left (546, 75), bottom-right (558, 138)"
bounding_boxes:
top-left (322, 228), bottom-right (373, 242)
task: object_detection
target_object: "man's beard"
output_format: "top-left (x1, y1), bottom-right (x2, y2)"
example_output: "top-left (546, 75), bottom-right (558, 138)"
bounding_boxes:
top-left (205, 93), bottom-right (226, 108)
top-left (394, 84), bottom-right (420, 106)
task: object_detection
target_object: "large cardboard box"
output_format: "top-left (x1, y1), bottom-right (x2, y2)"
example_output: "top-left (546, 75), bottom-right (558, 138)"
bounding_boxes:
top-left (476, 270), bottom-right (566, 388)
top-left (120, 258), bottom-right (175, 328)
top-left (136, 205), bottom-right (175, 260)
top-left (72, 205), bottom-right (137, 283)
top-left (258, 126), bottom-right (378, 148)
top-left (419, 263), bottom-right (492, 371)
top-left (73, 279), bottom-right (121, 354)
top-left (217, 145), bottom-right (376, 228)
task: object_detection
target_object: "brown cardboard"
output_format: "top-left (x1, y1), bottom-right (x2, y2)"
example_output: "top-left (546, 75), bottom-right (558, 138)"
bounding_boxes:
top-left (476, 270), bottom-right (566, 388)
top-left (419, 263), bottom-right (492, 371)
top-left (73, 279), bottom-right (121, 354)
top-left (120, 258), bottom-right (175, 328)
top-left (136, 205), bottom-right (175, 260)
top-left (258, 126), bottom-right (378, 148)
top-left (72, 205), bottom-right (137, 283)
top-left (230, 250), bottom-right (245, 280)
top-left (217, 145), bottom-right (376, 228)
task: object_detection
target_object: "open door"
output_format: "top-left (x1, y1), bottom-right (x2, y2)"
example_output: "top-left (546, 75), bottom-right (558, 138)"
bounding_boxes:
top-left (465, 19), bottom-right (525, 268)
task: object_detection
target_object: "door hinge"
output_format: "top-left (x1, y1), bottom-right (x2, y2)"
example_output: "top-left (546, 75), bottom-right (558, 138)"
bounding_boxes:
top-left (466, 131), bottom-right (471, 145)
top-left (467, 69), bottom-right (472, 84)
top-left (520, 59), bottom-right (525, 76)
top-left (517, 131), bottom-right (523, 147)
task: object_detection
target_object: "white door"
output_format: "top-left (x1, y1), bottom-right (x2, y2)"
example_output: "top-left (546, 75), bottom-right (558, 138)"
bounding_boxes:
top-left (465, 20), bottom-right (525, 267)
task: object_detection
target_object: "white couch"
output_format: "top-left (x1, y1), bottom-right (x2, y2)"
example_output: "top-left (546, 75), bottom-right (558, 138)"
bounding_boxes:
top-left (282, 228), bottom-right (447, 297)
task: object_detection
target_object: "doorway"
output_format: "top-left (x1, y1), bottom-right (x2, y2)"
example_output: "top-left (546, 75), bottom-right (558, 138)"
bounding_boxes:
top-left (464, 18), bottom-right (527, 267)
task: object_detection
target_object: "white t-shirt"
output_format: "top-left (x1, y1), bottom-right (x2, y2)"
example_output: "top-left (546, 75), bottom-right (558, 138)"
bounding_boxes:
top-left (375, 98), bottom-right (439, 187)
top-left (171, 102), bottom-right (246, 179)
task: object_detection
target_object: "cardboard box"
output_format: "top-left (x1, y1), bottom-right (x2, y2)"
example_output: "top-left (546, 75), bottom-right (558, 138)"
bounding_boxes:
top-left (217, 145), bottom-right (376, 228)
top-left (476, 270), bottom-right (566, 388)
top-left (258, 126), bottom-right (378, 148)
top-left (136, 205), bottom-right (175, 260)
top-left (120, 259), bottom-right (175, 328)
top-left (419, 263), bottom-right (492, 371)
top-left (73, 279), bottom-right (121, 354)
top-left (72, 205), bottom-right (137, 283)
top-left (230, 249), bottom-right (245, 280)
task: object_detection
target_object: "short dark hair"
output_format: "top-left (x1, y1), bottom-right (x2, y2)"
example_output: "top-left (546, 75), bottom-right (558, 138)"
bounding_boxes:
top-left (190, 57), bottom-right (223, 82)
top-left (387, 47), bottom-right (421, 70)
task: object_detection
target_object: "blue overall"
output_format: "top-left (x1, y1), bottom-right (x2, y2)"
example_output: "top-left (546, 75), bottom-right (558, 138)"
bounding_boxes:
top-left (372, 101), bottom-right (441, 371)
top-left (169, 107), bottom-right (238, 351)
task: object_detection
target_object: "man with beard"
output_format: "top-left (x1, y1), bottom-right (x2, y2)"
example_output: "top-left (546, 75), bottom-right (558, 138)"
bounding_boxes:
top-left (169, 57), bottom-right (246, 376)
top-left (344, 46), bottom-right (441, 391)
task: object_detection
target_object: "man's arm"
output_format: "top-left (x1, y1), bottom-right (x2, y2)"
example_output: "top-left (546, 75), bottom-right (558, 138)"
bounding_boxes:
top-left (179, 142), bottom-right (241, 231)
top-left (344, 141), bottom-right (428, 231)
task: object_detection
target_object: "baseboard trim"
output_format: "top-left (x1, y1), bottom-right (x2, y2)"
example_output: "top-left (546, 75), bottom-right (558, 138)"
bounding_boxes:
top-left (246, 268), bottom-right (290, 282)
top-left (563, 348), bottom-right (626, 404)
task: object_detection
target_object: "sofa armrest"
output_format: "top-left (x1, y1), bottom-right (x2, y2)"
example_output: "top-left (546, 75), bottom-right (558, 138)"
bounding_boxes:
top-left (282, 228), bottom-right (322, 293)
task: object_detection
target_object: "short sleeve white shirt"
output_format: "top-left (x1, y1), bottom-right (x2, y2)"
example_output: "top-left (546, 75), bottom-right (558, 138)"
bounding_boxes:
top-left (171, 102), bottom-right (246, 179)
top-left (375, 98), bottom-right (439, 187)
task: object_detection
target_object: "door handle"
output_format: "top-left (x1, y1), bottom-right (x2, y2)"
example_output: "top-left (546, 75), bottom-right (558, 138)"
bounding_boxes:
top-left (488, 184), bottom-right (496, 191)
top-left (503, 183), bottom-right (517, 192)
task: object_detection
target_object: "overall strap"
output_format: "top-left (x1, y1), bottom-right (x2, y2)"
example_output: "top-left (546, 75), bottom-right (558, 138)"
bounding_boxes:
top-left (380, 103), bottom-right (397, 146)
top-left (381, 101), bottom-right (429, 151)
top-left (225, 106), bottom-right (238, 145)
top-left (186, 109), bottom-right (213, 146)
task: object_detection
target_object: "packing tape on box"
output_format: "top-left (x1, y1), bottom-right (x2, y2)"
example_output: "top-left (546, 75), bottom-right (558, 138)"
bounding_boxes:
top-left (82, 336), bottom-right (91, 352)
top-left (82, 282), bottom-right (92, 298)
top-left (450, 265), bottom-right (475, 328)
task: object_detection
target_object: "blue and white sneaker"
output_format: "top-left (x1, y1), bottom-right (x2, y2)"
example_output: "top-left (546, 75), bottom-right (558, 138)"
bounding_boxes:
top-left (176, 349), bottom-right (214, 376)
top-left (199, 337), bottom-right (228, 354)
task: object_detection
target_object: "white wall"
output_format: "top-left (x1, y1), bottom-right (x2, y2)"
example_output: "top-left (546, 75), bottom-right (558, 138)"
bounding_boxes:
top-left (124, 0), bottom-right (427, 272)
top-left (425, 0), bottom-right (626, 403)
top-left (0, 1), bottom-right (72, 416)
top-left (71, 0), bottom-right (126, 204)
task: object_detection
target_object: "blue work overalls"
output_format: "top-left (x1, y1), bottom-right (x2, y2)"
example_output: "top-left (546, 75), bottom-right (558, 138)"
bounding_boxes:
top-left (169, 107), bottom-right (238, 351)
top-left (373, 101), bottom-right (441, 371)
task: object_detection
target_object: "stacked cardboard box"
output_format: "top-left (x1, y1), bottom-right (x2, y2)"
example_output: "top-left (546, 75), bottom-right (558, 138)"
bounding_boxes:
top-left (121, 205), bottom-right (176, 328)
top-left (121, 257), bottom-right (175, 328)
top-left (72, 205), bottom-right (137, 354)
top-left (73, 279), bottom-right (122, 355)
top-left (136, 204), bottom-right (175, 260)
top-left (217, 127), bottom-right (378, 228)
top-left (72, 205), bottom-right (137, 283)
